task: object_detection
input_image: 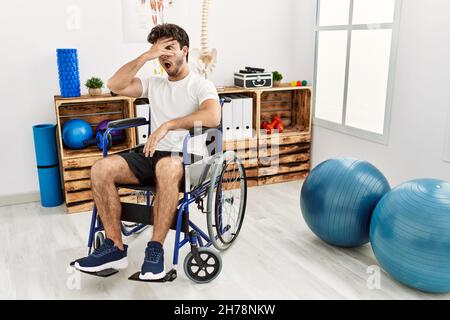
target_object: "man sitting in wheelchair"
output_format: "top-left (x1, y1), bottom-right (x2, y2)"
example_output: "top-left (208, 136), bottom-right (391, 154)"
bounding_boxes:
top-left (72, 24), bottom-right (222, 280)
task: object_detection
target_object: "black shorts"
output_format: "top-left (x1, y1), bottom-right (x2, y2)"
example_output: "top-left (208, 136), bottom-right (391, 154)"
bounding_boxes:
top-left (119, 149), bottom-right (202, 188)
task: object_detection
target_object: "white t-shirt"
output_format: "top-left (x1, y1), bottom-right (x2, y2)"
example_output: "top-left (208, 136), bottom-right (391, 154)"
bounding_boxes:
top-left (139, 72), bottom-right (220, 156)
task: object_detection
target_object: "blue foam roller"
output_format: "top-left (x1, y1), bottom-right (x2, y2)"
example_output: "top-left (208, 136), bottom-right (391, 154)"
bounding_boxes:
top-left (32, 123), bottom-right (63, 207)
top-left (32, 124), bottom-right (59, 166)
top-left (37, 167), bottom-right (63, 207)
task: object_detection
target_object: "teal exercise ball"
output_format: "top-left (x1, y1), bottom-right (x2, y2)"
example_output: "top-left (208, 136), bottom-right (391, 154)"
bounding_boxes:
top-left (62, 119), bottom-right (93, 150)
top-left (300, 158), bottom-right (390, 247)
top-left (370, 179), bottom-right (450, 293)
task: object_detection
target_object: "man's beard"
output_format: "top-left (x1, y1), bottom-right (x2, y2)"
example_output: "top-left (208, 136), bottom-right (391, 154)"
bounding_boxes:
top-left (166, 58), bottom-right (183, 77)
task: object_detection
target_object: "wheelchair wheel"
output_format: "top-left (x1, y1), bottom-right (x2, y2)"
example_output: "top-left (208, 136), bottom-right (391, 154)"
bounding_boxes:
top-left (183, 248), bottom-right (222, 283)
top-left (93, 231), bottom-right (105, 250)
top-left (207, 151), bottom-right (247, 251)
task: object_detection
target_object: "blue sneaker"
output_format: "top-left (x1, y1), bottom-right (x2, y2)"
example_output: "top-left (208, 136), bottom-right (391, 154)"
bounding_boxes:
top-left (74, 239), bottom-right (128, 273)
top-left (139, 241), bottom-right (166, 280)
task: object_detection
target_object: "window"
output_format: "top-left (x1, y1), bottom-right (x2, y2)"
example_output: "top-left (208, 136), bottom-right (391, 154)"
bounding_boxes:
top-left (314, 0), bottom-right (402, 143)
top-left (444, 101), bottom-right (450, 163)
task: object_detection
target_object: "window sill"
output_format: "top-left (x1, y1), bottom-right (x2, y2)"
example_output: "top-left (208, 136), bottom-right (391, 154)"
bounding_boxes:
top-left (313, 117), bottom-right (390, 146)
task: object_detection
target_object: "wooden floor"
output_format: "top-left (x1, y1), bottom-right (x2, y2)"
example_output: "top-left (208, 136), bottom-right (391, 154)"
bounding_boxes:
top-left (0, 181), bottom-right (448, 300)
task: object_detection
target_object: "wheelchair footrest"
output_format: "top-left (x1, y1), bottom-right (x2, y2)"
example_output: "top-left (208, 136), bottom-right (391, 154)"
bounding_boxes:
top-left (69, 260), bottom-right (119, 278)
top-left (128, 269), bottom-right (177, 283)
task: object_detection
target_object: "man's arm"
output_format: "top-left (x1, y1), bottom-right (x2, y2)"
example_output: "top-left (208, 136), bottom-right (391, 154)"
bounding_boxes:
top-left (107, 55), bottom-right (147, 98)
top-left (107, 38), bottom-right (177, 97)
top-left (166, 99), bottom-right (222, 131)
top-left (143, 99), bottom-right (221, 157)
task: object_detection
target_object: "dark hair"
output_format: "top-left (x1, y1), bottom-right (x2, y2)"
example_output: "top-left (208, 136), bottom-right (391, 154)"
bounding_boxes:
top-left (148, 24), bottom-right (190, 62)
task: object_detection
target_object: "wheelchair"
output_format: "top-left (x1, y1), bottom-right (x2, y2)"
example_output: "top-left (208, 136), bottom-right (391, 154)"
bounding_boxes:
top-left (78, 97), bottom-right (247, 283)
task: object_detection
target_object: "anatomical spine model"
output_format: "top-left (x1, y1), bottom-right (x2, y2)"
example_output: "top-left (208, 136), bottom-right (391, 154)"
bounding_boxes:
top-left (191, 0), bottom-right (218, 79)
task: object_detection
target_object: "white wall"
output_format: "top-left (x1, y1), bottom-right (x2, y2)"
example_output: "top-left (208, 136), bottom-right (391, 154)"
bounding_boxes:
top-left (0, 0), bottom-right (298, 197)
top-left (308, 0), bottom-right (450, 186)
top-left (292, 0), bottom-right (317, 84)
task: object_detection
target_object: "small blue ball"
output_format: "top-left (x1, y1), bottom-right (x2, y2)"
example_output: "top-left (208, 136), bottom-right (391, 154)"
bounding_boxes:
top-left (62, 119), bottom-right (93, 150)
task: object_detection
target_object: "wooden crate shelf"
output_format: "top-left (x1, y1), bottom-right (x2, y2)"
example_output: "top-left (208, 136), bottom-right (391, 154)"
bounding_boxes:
top-left (65, 188), bottom-right (136, 205)
top-left (258, 163), bottom-right (310, 178)
top-left (259, 131), bottom-right (311, 146)
top-left (220, 85), bottom-right (313, 187)
top-left (223, 137), bottom-right (259, 187)
top-left (55, 95), bottom-right (138, 213)
top-left (62, 142), bottom-right (134, 160)
top-left (66, 194), bottom-right (139, 215)
top-left (223, 137), bottom-right (258, 151)
top-left (257, 171), bottom-right (309, 186)
top-left (55, 96), bottom-right (137, 161)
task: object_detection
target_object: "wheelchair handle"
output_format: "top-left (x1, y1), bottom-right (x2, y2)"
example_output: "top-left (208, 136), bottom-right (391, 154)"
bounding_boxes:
top-left (108, 117), bottom-right (148, 129)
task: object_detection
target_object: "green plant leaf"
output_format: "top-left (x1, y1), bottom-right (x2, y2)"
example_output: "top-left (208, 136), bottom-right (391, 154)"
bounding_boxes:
top-left (85, 77), bottom-right (104, 89)
top-left (272, 71), bottom-right (283, 82)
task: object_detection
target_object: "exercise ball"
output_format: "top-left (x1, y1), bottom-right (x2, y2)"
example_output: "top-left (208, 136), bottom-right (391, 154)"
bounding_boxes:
top-left (62, 119), bottom-right (93, 150)
top-left (95, 120), bottom-right (126, 150)
top-left (300, 158), bottom-right (390, 247)
top-left (96, 120), bottom-right (125, 141)
top-left (96, 120), bottom-right (110, 132)
top-left (370, 179), bottom-right (450, 293)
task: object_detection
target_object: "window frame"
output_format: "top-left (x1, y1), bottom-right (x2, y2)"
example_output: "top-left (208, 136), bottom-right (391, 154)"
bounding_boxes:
top-left (313, 0), bottom-right (403, 145)
top-left (444, 99), bottom-right (450, 163)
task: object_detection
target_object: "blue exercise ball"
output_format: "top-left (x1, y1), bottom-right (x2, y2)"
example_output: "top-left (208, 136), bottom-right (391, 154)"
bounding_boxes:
top-left (370, 179), bottom-right (450, 293)
top-left (300, 158), bottom-right (391, 247)
top-left (62, 119), bottom-right (93, 150)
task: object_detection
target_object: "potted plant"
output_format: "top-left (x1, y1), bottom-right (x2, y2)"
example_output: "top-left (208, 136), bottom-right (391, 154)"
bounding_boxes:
top-left (272, 71), bottom-right (283, 87)
top-left (85, 77), bottom-right (104, 96)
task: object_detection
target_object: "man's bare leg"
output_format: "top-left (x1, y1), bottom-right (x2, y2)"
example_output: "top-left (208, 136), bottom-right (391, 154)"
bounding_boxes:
top-left (90, 156), bottom-right (140, 250)
top-left (151, 156), bottom-right (184, 244)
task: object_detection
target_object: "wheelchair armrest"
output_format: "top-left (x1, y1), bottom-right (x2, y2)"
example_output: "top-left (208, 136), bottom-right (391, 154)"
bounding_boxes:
top-left (108, 117), bottom-right (148, 130)
top-left (188, 126), bottom-right (221, 137)
top-left (182, 127), bottom-right (223, 165)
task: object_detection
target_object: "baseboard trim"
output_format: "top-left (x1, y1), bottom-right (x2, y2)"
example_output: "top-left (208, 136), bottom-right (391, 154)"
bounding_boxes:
top-left (0, 192), bottom-right (41, 207)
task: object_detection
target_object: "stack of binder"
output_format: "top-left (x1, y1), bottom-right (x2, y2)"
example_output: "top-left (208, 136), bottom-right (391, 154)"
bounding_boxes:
top-left (221, 95), bottom-right (254, 141)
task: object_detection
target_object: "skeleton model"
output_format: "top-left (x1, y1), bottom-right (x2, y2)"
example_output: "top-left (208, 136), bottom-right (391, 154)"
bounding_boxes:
top-left (190, 0), bottom-right (218, 79)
